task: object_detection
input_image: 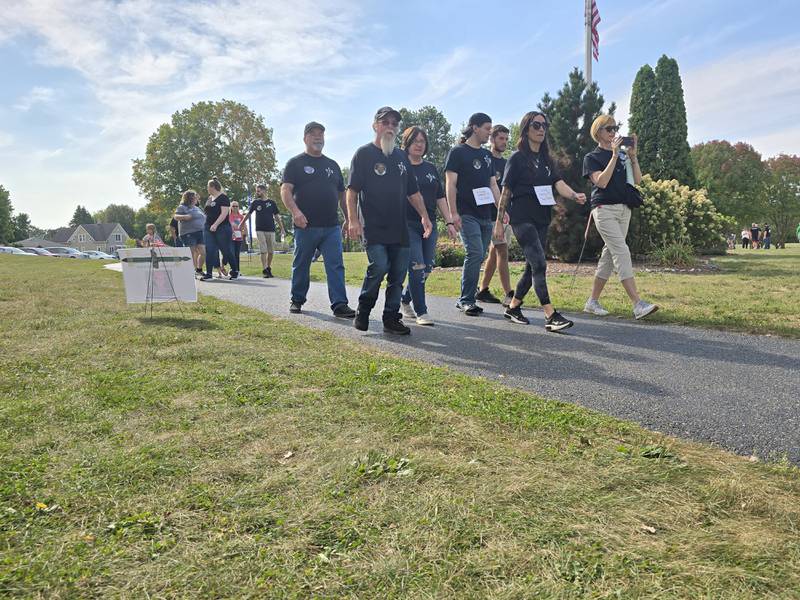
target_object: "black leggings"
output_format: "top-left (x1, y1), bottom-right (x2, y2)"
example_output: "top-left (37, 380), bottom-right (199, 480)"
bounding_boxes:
top-left (511, 220), bottom-right (551, 306)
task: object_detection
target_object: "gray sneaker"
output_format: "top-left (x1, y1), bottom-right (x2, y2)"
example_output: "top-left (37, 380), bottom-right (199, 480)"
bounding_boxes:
top-left (583, 298), bottom-right (610, 316)
top-left (633, 300), bottom-right (659, 320)
top-left (400, 302), bottom-right (415, 319)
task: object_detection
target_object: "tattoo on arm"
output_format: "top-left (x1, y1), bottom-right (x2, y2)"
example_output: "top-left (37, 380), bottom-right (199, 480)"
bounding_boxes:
top-left (495, 187), bottom-right (512, 223)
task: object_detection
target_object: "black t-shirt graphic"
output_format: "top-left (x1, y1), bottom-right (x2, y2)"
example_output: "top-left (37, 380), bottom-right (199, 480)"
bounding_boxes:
top-left (583, 147), bottom-right (629, 208)
top-left (205, 193), bottom-right (231, 228)
top-left (348, 143), bottom-right (419, 246)
top-left (282, 153), bottom-right (345, 228)
top-left (502, 150), bottom-right (563, 225)
top-left (407, 159), bottom-right (443, 223)
top-left (250, 199), bottom-right (280, 232)
top-left (444, 143), bottom-right (496, 220)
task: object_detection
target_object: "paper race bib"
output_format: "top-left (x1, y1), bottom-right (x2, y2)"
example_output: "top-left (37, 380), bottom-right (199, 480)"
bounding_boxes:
top-left (472, 187), bottom-right (494, 206)
top-left (533, 185), bottom-right (556, 206)
top-left (233, 229), bottom-right (243, 241)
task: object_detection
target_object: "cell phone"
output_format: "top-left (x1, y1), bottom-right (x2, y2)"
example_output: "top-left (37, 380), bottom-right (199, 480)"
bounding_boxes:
top-left (621, 136), bottom-right (635, 147)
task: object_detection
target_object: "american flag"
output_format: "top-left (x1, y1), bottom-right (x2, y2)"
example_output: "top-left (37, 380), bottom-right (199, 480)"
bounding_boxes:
top-left (591, 0), bottom-right (601, 61)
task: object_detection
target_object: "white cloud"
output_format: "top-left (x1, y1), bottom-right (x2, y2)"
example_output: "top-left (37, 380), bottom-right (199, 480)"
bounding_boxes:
top-left (13, 86), bottom-right (55, 111)
top-left (0, 132), bottom-right (13, 147)
top-left (416, 47), bottom-right (481, 103)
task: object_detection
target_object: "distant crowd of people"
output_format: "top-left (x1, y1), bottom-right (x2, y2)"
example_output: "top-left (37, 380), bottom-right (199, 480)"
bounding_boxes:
top-left (738, 223), bottom-right (772, 249)
top-left (144, 107), bottom-right (663, 335)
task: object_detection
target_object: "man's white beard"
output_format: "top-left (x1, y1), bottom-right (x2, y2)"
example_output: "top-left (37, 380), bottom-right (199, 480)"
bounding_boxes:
top-left (380, 132), bottom-right (394, 156)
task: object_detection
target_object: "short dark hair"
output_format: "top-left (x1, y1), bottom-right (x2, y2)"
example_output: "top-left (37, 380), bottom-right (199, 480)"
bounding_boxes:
top-left (256, 184), bottom-right (267, 191)
top-left (401, 126), bottom-right (428, 156)
top-left (491, 124), bottom-right (509, 138)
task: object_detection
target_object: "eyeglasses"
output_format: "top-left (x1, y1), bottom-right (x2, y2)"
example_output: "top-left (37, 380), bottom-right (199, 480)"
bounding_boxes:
top-left (530, 122), bottom-right (548, 131)
top-left (603, 125), bottom-right (620, 133)
top-left (379, 119), bottom-right (399, 127)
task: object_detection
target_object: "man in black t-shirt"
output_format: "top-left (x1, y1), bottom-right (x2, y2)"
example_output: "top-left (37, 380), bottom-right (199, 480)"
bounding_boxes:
top-left (444, 112), bottom-right (502, 315)
top-left (242, 185), bottom-right (285, 277)
top-left (477, 124), bottom-right (513, 306)
top-left (346, 106), bottom-right (433, 335)
top-left (281, 122), bottom-right (355, 318)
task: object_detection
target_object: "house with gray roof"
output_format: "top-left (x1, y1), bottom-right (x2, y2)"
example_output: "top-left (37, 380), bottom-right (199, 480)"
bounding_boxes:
top-left (48, 223), bottom-right (131, 253)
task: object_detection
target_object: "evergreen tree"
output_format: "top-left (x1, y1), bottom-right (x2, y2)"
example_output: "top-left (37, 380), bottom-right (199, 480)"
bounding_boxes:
top-left (654, 55), bottom-right (696, 186)
top-left (538, 68), bottom-right (615, 261)
top-left (69, 205), bottom-right (94, 227)
top-left (0, 185), bottom-right (13, 244)
top-left (627, 64), bottom-right (659, 175)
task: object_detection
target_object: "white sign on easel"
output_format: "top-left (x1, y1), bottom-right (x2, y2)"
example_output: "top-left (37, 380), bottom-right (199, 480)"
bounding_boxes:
top-left (118, 247), bottom-right (197, 303)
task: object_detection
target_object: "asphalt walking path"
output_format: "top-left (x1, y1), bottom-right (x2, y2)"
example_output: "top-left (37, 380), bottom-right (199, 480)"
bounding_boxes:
top-left (196, 274), bottom-right (800, 464)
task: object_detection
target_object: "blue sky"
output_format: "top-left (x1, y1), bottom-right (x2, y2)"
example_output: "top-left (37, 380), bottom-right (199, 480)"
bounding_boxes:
top-left (2, 0), bottom-right (799, 229)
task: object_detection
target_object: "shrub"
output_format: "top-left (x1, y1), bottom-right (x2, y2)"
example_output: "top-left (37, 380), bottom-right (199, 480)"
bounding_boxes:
top-left (628, 176), bottom-right (687, 256)
top-left (548, 199), bottom-right (604, 262)
top-left (648, 240), bottom-right (697, 268)
top-left (682, 187), bottom-right (729, 254)
top-left (435, 240), bottom-right (465, 267)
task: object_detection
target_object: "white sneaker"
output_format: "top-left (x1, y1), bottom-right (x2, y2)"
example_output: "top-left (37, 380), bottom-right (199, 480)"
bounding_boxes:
top-left (583, 298), bottom-right (609, 316)
top-left (415, 313), bottom-right (434, 326)
top-left (633, 300), bottom-right (659, 320)
top-left (400, 302), bottom-right (415, 319)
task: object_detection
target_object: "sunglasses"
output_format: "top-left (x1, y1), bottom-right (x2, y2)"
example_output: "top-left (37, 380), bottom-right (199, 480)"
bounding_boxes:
top-left (603, 125), bottom-right (620, 133)
top-left (530, 121), bottom-right (548, 131)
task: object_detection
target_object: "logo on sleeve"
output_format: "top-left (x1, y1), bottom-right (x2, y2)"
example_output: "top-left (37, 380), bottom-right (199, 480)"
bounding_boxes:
top-left (472, 158), bottom-right (482, 170)
top-left (256, 206), bottom-right (262, 211)
top-left (397, 162), bottom-right (407, 175)
top-left (325, 167), bottom-right (335, 178)
top-left (303, 165), bottom-right (315, 174)
top-left (426, 173), bottom-right (437, 183)
top-left (374, 162), bottom-right (386, 176)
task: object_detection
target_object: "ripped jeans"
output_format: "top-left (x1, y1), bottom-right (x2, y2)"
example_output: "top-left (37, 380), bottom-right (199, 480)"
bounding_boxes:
top-left (401, 222), bottom-right (438, 316)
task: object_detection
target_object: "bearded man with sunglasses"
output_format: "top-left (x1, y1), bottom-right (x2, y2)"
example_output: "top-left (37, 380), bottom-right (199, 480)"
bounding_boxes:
top-left (582, 115), bottom-right (658, 320)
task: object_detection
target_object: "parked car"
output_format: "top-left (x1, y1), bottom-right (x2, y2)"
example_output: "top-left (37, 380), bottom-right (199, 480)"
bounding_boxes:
top-left (45, 247), bottom-right (90, 259)
top-left (83, 250), bottom-right (115, 260)
top-left (0, 246), bottom-right (37, 256)
top-left (21, 247), bottom-right (56, 256)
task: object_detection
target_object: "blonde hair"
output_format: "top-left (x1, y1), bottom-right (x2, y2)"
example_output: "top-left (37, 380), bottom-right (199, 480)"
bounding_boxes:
top-left (145, 223), bottom-right (156, 232)
top-left (590, 114), bottom-right (616, 143)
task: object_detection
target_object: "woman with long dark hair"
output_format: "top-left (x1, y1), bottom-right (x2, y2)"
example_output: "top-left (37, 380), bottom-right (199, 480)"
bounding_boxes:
top-left (493, 111), bottom-right (586, 330)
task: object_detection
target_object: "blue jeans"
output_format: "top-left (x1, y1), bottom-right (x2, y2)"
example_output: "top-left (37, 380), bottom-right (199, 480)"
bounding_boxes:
top-left (204, 222), bottom-right (237, 275)
top-left (459, 214), bottom-right (492, 305)
top-left (291, 226), bottom-right (348, 309)
top-left (401, 223), bottom-right (438, 316)
top-left (358, 243), bottom-right (410, 318)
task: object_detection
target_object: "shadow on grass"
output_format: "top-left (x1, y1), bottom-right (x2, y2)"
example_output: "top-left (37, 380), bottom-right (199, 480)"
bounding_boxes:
top-left (136, 316), bottom-right (219, 330)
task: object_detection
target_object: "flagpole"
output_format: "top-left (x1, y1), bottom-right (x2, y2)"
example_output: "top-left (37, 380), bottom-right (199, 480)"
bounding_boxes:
top-left (585, 0), bottom-right (592, 86)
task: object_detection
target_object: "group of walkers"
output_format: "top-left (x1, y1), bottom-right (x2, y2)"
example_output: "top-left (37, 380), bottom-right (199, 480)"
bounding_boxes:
top-left (740, 223), bottom-right (771, 249)
top-left (183, 105), bottom-right (659, 336)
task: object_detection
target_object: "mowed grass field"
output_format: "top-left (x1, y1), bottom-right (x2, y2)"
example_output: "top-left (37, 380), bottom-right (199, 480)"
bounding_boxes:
top-left (240, 244), bottom-right (800, 338)
top-left (1, 255), bottom-right (800, 598)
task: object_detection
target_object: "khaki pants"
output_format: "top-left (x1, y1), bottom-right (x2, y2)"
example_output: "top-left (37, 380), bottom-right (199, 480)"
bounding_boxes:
top-left (592, 204), bottom-right (634, 281)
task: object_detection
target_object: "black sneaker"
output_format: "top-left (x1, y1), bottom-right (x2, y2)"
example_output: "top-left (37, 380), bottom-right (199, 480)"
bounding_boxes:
top-left (502, 291), bottom-right (514, 307)
top-left (456, 302), bottom-right (483, 316)
top-left (354, 309), bottom-right (369, 331)
top-left (383, 317), bottom-right (411, 335)
top-left (198, 273), bottom-right (213, 281)
top-left (265, 267), bottom-right (273, 278)
top-left (289, 301), bottom-right (302, 314)
top-left (545, 311), bottom-right (574, 332)
top-left (228, 271), bottom-right (239, 280)
top-left (195, 268), bottom-right (203, 275)
top-left (332, 304), bottom-right (356, 319)
top-left (262, 268), bottom-right (269, 278)
top-left (504, 306), bottom-right (529, 324)
top-left (475, 288), bottom-right (501, 304)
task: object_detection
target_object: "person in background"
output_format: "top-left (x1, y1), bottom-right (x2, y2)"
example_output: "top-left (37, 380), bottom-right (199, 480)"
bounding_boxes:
top-left (174, 190), bottom-right (206, 274)
top-left (222, 201), bottom-right (246, 274)
top-left (398, 126), bottom-right (456, 326)
top-left (169, 215), bottom-right (182, 247)
top-left (200, 176), bottom-right (238, 281)
top-left (347, 106), bottom-right (432, 335)
top-left (141, 223), bottom-right (163, 247)
top-left (241, 184), bottom-right (285, 278)
top-left (477, 124), bottom-right (514, 307)
top-left (581, 114), bottom-right (658, 320)
top-left (493, 111), bottom-right (586, 330)
top-left (741, 227), bottom-right (751, 249)
top-left (763, 224), bottom-right (771, 249)
top-left (750, 223), bottom-right (761, 249)
top-left (444, 112), bottom-right (502, 316)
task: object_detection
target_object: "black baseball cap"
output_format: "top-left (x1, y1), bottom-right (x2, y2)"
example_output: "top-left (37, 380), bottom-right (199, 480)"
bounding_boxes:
top-left (374, 106), bottom-right (401, 122)
top-left (304, 121), bottom-right (325, 135)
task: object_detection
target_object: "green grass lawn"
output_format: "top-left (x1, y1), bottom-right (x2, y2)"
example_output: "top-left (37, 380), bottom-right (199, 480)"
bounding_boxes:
top-left (2, 255), bottom-right (800, 598)
top-left (240, 244), bottom-right (800, 338)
